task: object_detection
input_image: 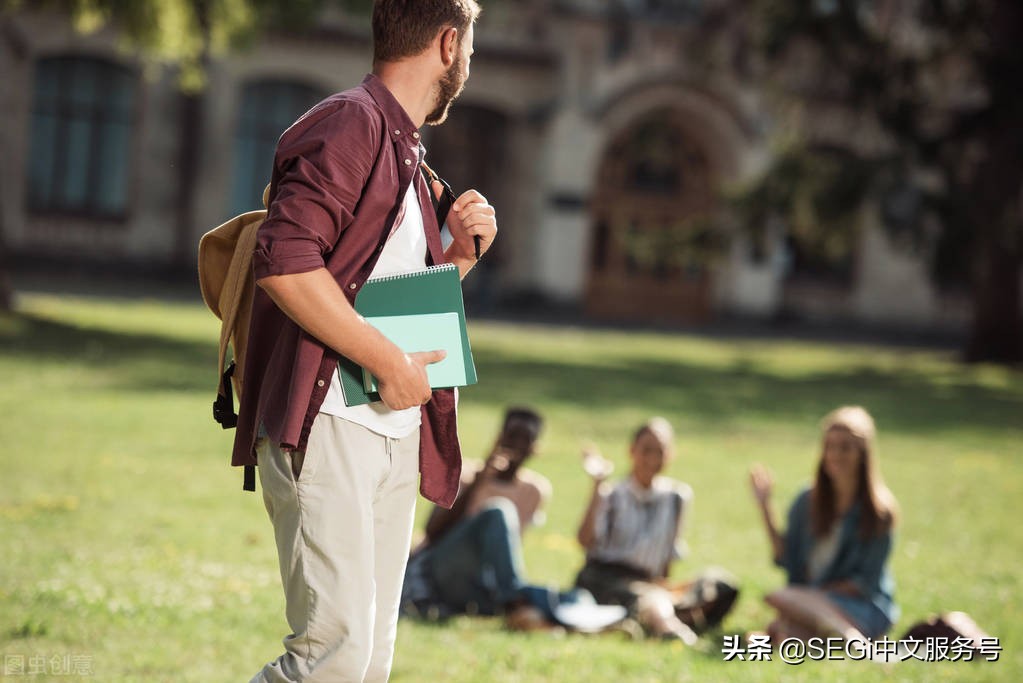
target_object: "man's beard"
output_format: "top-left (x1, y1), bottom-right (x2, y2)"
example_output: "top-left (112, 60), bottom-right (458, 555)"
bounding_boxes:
top-left (425, 54), bottom-right (465, 126)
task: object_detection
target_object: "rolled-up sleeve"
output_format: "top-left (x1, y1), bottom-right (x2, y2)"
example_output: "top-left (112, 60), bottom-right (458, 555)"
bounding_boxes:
top-left (253, 101), bottom-right (380, 280)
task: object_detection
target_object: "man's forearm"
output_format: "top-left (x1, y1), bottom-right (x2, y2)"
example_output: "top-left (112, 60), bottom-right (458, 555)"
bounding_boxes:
top-left (257, 267), bottom-right (405, 378)
top-left (446, 249), bottom-right (477, 279)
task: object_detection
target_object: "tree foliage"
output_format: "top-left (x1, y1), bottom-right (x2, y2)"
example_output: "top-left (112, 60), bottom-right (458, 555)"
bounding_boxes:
top-left (734, 0), bottom-right (1023, 362)
top-left (729, 143), bottom-right (877, 273)
top-left (1, 0), bottom-right (372, 88)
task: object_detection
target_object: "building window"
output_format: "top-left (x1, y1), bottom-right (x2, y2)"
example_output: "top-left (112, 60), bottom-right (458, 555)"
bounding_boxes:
top-left (420, 105), bottom-right (509, 203)
top-left (420, 105), bottom-right (510, 310)
top-left (230, 80), bottom-right (324, 215)
top-left (27, 56), bottom-right (137, 218)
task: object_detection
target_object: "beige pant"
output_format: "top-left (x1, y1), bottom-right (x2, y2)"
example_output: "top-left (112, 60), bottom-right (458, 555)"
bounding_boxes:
top-left (251, 414), bottom-right (420, 683)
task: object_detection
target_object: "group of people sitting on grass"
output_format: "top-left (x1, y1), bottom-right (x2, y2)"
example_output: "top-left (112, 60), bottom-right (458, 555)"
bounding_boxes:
top-left (400, 404), bottom-right (898, 648)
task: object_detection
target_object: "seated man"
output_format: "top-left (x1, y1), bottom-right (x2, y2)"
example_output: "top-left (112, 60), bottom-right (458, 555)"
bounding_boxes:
top-left (401, 406), bottom-right (551, 618)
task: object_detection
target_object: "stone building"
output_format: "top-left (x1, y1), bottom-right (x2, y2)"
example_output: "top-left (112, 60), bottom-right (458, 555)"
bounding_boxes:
top-left (0, 1), bottom-right (973, 330)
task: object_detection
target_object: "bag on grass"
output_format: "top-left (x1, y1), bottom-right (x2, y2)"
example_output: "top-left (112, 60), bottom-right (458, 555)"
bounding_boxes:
top-left (668, 567), bottom-right (740, 634)
top-left (899, 611), bottom-right (990, 649)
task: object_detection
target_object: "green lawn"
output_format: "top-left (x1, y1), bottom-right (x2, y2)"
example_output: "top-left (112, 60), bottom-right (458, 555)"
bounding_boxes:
top-left (1, 292), bottom-right (1020, 682)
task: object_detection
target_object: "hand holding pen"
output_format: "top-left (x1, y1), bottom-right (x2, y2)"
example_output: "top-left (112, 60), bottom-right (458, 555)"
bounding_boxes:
top-left (427, 173), bottom-right (497, 270)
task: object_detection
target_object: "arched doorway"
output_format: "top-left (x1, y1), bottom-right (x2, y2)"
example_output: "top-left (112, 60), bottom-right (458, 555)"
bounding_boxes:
top-left (586, 107), bottom-right (718, 323)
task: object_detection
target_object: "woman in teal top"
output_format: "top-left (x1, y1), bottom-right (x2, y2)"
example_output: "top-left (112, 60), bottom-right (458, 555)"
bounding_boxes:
top-left (750, 406), bottom-right (899, 642)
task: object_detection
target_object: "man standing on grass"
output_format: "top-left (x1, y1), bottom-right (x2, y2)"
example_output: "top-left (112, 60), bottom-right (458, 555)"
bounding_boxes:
top-left (233, 1), bottom-right (493, 681)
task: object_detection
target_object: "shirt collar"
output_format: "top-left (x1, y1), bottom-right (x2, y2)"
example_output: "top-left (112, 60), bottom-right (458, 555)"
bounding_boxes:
top-left (626, 475), bottom-right (669, 504)
top-left (361, 73), bottom-right (423, 146)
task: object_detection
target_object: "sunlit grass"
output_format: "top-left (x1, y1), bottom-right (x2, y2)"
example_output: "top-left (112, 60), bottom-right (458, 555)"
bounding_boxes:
top-left (1, 293), bottom-right (1020, 682)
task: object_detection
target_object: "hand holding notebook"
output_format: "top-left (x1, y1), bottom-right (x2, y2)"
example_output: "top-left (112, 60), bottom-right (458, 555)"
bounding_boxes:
top-left (361, 312), bottom-right (468, 392)
top-left (337, 263), bottom-right (477, 406)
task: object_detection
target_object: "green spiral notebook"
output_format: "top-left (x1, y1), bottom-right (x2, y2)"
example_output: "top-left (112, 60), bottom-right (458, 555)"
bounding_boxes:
top-left (337, 263), bottom-right (477, 406)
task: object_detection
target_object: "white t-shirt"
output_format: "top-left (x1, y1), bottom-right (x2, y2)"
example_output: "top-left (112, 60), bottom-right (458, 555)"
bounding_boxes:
top-left (318, 177), bottom-right (427, 438)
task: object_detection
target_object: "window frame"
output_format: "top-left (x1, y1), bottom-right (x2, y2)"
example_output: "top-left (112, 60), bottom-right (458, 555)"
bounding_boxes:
top-left (26, 54), bottom-right (139, 221)
top-left (229, 78), bottom-right (326, 216)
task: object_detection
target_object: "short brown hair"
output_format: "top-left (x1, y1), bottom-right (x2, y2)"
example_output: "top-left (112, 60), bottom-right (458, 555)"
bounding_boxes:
top-left (372, 0), bottom-right (481, 63)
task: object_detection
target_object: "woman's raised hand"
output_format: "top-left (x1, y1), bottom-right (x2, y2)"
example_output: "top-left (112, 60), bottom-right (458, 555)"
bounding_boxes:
top-left (749, 463), bottom-right (774, 506)
top-left (581, 445), bottom-right (614, 483)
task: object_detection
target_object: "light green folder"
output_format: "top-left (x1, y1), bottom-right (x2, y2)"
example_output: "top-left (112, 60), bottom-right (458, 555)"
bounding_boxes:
top-left (337, 263), bottom-right (477, 406)
top-left (361, 312), bottom-right (467, 392)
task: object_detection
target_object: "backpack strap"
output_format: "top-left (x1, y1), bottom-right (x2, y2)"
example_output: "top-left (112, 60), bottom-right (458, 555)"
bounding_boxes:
top-left (213, 360), bottom-right (237, 428)
top-left (224, 219), bottom-right (260, 492)
top-left (243, 464), bottom-right (256, 491)
top-left (420, 161), bottom-right (456, 229)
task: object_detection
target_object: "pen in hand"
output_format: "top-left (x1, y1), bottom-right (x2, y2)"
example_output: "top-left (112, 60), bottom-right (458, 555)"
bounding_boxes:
top-left (427, 167), bottom-right (478, 259)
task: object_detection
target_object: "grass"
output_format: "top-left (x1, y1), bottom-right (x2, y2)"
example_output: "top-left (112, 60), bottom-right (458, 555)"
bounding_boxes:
top-left (1, 291), bottom-right (1020, 682)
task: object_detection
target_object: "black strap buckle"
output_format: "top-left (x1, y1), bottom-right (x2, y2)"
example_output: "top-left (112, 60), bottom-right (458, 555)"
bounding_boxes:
top-left (213, 360), bottom-right (238, 429)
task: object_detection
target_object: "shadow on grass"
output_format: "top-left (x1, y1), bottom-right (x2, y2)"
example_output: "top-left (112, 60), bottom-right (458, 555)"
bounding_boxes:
top-left (466, 348), bottom-right (1023, 436)
top-left (0, 312), bottom-right (213, 393)
top-left (2, 311), bottom-right (1021, 437)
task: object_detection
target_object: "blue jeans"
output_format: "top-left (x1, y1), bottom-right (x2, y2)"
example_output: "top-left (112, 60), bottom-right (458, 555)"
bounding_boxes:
top-left (427, 498), bottom-right (527, 614)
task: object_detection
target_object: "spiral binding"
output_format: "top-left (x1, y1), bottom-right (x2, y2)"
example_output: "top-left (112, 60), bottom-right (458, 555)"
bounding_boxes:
top-left (365, 262), bottom-right (457, 284)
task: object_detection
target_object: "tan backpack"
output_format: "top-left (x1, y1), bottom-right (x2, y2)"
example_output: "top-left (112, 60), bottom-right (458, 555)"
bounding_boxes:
top-left (197, 187), bottom-right (269, 429)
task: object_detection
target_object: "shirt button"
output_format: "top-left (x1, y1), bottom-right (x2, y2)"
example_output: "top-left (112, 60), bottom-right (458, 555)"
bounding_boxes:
top-left (349, 283), bottom-right (357, 289)
top-left (394, 129), bottom-right (401, 135)
top-left (412, 132), bottom-right (420, 139)
top-left (317, 379), bottom-right (325, 387)
top-left (404, 158), bottom-right (412, 166)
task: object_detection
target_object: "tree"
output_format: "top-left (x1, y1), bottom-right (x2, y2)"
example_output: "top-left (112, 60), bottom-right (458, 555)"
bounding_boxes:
top-left (4, 1), bottom-right (367, 86)
top-left (736, 0), bottom-right (1023, 362)
top-left (0, 194), bottom-right (11, 312)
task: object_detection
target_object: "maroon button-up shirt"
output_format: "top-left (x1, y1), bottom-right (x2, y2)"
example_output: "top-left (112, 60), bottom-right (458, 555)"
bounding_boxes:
top-left (232, 74), bottom-right (462, 507)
